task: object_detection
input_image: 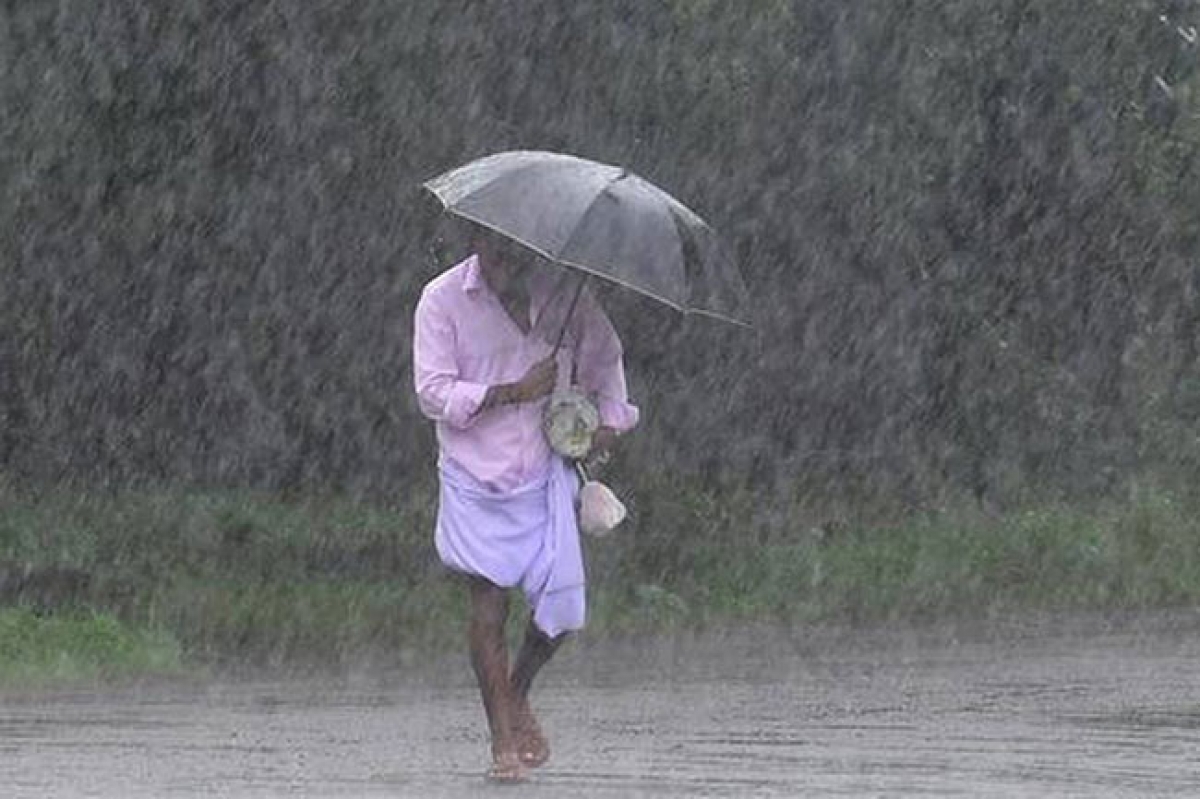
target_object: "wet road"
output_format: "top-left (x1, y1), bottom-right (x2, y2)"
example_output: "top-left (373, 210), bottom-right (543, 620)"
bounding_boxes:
top-left (2, 611), bottom-right (1198, 797)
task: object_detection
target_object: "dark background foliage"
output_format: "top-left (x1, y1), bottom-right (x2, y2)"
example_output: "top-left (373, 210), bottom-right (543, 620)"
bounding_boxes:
top-left (2, 0), bottom-right (1198, 507)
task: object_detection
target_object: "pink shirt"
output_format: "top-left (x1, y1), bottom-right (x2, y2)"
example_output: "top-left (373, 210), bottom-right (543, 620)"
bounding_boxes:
top-left (414, 254), bottom-right (639, 491)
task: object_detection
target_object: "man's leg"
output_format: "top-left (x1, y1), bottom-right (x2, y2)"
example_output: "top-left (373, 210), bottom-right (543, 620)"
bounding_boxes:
top-left (466, 577), bottom-right (523, 781)
top-left (511, 618), bottom-right (566, 697)
top-left (509, 618), bottom-right (568, 767)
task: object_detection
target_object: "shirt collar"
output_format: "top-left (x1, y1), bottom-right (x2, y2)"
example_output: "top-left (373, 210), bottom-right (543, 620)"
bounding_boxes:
top-left (462, 253), bottom-right (486, 295)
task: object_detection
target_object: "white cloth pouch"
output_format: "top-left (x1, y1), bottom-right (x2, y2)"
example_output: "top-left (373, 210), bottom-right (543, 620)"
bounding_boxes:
top-left (578, 479), bottom-right (626, 537)
top-left (543, 388), bottom-right (600, 459)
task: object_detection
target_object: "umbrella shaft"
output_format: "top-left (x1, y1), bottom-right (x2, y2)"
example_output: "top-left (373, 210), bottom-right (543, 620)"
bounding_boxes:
top-left (552, 275), bottom-right (587, 357)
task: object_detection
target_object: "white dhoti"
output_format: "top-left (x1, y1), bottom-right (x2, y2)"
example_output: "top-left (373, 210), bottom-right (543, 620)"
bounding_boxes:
top-left (435, 456), bottom-right (585, 637)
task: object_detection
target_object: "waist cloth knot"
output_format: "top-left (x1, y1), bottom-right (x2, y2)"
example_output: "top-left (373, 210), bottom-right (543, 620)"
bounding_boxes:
top-left (435, 456), bottom-right (584, 637)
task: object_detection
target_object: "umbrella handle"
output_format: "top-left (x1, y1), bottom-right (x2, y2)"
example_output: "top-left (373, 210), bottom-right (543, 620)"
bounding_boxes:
top-left (551, 274), bottom-right (587, 358)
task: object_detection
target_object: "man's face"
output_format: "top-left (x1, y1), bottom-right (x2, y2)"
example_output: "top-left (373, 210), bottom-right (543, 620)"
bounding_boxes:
top-left (475, 234), bottom-right (530, 296)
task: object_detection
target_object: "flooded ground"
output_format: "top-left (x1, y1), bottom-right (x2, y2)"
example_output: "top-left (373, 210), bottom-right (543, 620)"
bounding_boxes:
top-left (2, 610), bottom-right (1198, 797)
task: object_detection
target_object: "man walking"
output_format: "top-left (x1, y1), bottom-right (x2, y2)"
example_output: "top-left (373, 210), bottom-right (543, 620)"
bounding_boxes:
top-left (413, 229), bottom-right (638, 782)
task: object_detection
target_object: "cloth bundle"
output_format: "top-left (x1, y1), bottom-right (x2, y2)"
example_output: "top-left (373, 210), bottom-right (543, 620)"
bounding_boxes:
top-left (578, 477), bottom-right (626, 536)
top-left (543, 389), bottom-right (599, 459)
top-left (545, 389), bottom-right (627, 536)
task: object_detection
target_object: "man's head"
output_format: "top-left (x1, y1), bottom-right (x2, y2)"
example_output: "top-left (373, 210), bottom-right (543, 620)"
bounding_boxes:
top-left (471, 226), bottom-right (534, 298)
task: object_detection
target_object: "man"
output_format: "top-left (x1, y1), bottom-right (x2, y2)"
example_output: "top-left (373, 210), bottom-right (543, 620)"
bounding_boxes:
top-left (413, 229), bottom-right (638, 782)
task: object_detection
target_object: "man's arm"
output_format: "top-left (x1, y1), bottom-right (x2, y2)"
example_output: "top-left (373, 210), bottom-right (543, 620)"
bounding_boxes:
top-left (571, 290), bottom-right (639, 434)
top-left (414, 289), bottom-right (559, 427)
top-left (413, 289), bottom-right (490, 428)
top-left (478, 357), bottom-right (558, 412)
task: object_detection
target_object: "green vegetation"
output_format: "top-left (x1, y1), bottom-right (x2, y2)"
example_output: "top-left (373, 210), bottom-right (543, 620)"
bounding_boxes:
top-left (0, 609), bottom-right (181, 687)
top-left (0, 478), bottom-right (457, 677)
top-left (3, 477), bottom-right (1199, 684)
top-left (4, 1), bottom-right (1200, 508)
top-left (666, 491), bottom-right (1200, 625)
top-left (4, 0), bottom-right (1200, 686)
top-left (599, 475), bottom-right (1200, 627)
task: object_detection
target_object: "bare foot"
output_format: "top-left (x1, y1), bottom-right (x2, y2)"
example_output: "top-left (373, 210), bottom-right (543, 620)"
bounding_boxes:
top-left (486, 750), bottom-right (527, 784)
top-left (512, 698), bottom-right (550, 768)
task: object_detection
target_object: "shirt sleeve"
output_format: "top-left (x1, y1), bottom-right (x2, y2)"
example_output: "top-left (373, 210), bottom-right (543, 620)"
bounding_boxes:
top-left (413, 287), bottom-right (489, 429)
top-left (571, 289), bottom-right (640, 433)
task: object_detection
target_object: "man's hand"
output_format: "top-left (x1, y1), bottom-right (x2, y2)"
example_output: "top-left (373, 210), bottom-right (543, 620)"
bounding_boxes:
top-left (585, 426), bottom-right (618, 470)
top-left (514, 357), bottom-right (558, 403)
top-left (482, 357), bottom-right (557, 410)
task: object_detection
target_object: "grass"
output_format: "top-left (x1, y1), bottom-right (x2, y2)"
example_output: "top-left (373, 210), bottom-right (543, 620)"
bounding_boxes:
top-left (0, 609), bottom-right (182, 687)
top-left (2, 473), bottom-right (1200, 684)
top-left (0, 478), bottom-right (453, 677)
top-left (618, 477), bottom-right (1200, 626)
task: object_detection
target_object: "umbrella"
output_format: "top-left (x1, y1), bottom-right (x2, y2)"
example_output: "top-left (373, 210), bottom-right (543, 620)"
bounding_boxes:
top-left (422, 150), bottom-right (749, 330)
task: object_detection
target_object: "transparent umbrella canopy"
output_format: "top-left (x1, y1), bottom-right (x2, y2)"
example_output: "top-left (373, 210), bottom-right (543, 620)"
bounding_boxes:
top-left (423, 150), bottom-right (750, 329)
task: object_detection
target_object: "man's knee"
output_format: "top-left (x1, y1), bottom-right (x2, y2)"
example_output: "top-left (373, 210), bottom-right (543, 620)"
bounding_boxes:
top-left (468, 578), bottom-right (509, 629)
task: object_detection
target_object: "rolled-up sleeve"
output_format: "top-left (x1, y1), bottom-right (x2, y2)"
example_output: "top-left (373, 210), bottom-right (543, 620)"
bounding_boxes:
top-left (573, 290), bottom-right (640, 433)
top-left (414, 288), bottom-right (489, 429)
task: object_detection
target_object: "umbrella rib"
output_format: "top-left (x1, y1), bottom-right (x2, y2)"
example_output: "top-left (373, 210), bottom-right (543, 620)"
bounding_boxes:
top-left (551, 172), bottom-right (626, 261)
top-left (550, 173), bottom-right (690, 309)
